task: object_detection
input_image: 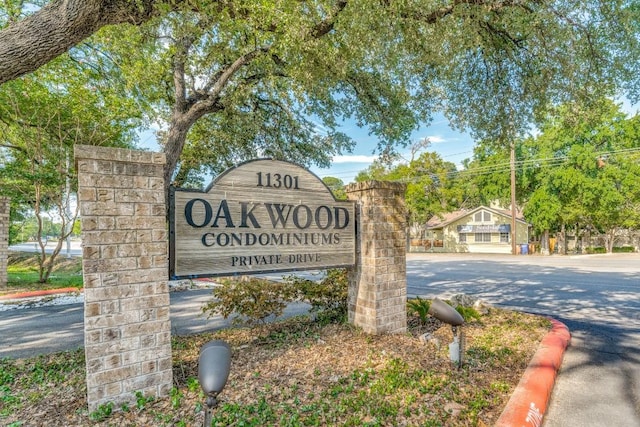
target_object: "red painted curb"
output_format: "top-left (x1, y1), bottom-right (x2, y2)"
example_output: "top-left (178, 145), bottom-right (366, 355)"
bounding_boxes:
top-left (0, 287), bottom-right (83, 301)
top-left (495, 318), bottom-right (571, 427)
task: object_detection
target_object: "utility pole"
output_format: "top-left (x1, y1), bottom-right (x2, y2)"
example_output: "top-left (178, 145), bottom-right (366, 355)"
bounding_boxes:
top-left (510, 139), bottom-right (517, 255)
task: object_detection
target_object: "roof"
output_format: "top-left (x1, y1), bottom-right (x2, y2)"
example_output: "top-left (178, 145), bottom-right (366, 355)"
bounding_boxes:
top-left (425, 205), bottom-right (527, 229)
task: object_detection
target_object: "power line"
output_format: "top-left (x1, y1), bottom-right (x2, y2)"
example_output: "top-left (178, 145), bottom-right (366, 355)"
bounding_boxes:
top-left (321, 146), bottom-right (640, 183)
top-left (391, 146), bottom-right (640, 184)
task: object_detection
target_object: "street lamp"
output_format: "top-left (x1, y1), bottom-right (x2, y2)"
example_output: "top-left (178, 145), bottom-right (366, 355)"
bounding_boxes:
top-left (198, 340), bottom-right (231, 427)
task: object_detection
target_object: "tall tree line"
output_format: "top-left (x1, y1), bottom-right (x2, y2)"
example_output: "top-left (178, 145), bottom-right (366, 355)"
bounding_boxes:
top-left (1, 1), bottom-right (640, 282)
top-left (363, 99), bottom-right (640, 253)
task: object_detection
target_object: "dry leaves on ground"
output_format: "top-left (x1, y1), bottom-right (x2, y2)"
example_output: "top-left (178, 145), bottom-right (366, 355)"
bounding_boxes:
top-left (2, 309), bottom-right (550, 427)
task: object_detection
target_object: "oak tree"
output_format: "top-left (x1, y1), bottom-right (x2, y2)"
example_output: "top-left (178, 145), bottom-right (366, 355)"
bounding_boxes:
top-left (521, 99), bottom-right (640, 252)
top-left (2, 1), bottom-right (639, 198)
top-left (0, 58), bottom-right (140, 281)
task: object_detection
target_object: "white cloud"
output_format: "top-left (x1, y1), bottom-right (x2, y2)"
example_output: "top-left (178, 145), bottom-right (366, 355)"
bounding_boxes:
top-left (332, 154), bottom-right (378, 163)
top-left (425, 135), bottom-right (446, 144)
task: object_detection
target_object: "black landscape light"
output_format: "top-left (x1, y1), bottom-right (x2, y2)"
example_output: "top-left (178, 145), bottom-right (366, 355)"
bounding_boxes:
top-left (198, 340), bottom-right (231, 427)
top-left (428, 298), bottom-right (464, 326)
top-left (428, 298), bottom-right (465, 367)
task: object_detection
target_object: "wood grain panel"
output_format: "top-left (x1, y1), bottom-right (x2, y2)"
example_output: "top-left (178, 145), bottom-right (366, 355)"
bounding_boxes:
top-left (170, 159), bottom-right (356, 278)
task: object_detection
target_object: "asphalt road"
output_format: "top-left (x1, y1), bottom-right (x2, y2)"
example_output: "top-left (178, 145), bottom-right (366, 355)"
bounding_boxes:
top-left (0, 289), bottom-right (309, 359)
top-left (1, 253), bottom-right (638, 425)
top-left (406, 253), bottom-right (640, 427)
top-left (9, 241), bottom-right (82, 257)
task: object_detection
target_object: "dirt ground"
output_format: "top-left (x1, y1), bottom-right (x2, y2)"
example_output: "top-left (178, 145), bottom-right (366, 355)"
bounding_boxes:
top-left (2, 308), bottom-right (550, 427)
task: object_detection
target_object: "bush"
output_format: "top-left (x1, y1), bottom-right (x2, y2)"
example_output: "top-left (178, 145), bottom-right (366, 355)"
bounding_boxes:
top-left (613, 246), bottom-right (636, 253)
top-left (585, 246), bottom-right (607, 254)
top-left (202, 270), bottom-right (348, 327)
top-left (286, 269), bottom-right (348, 323)
top-left (202, 278), bottom-right (297, 326)
top-left (455, 305), bottom-right (482, 322)
top-left (407, 297), bottom-right (431, 326)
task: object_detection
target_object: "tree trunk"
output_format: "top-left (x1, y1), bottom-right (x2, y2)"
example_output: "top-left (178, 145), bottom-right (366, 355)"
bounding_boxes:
top-left (0, 0), bottom-right (177, 84)
top-left (605, 228), bottom-right (617, 253)
top-left (162, 103), bottom-right (220, 196)
top-left (34, 183), bottom-right (47, 283)
top-left (32, 155), bottom-right (79, 283)
top-left (542, 229), bottom-right (550, 255)
top-left (578, 224), bottom-right (585, 253)
top-left (163, 116), bottom-right (192, 191)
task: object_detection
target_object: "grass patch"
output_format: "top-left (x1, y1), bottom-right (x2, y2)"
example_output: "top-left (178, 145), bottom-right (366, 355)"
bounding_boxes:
top-left (1, 309), bottom-right (550, 426)
top-left (3, 253), bottom-right (83, 295)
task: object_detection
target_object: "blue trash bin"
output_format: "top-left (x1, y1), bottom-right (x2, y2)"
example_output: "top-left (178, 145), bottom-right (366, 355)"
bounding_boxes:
top-left (520, 244), bottom-right (529, 255)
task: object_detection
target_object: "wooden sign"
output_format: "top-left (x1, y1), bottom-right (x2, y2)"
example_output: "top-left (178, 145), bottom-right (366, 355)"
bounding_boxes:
top-left (169, 159), bottom-right (356, 278)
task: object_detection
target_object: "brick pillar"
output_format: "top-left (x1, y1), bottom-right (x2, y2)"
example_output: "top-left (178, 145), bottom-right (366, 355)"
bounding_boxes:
top-left (75, 145), bottom-right (172, 411)
top-left (346, 181), bottom-right (407, 334)
top-left (0, 197), bottom-right (9, 288)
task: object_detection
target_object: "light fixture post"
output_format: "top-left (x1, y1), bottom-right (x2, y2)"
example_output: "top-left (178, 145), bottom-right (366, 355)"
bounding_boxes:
top-left (198, 340), bottom-right (231, 427)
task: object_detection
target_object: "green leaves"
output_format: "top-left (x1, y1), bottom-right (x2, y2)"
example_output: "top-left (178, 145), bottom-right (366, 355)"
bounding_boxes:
top-left (0, 48), bottom-right (142, 280)
top-left (202, 278), bottom-right (298, 326)
top-left (356, 149), bottom-right (463, 224)
top-left (521, 98), bottom-right (640, 248)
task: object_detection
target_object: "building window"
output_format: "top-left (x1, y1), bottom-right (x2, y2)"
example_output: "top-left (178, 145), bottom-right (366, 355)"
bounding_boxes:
top-left (474, 210), bottom-right (492, 223)
top-left (459, 233), bottom-right (467, 243)
top-left (500, 232), bottom-right (510, 243)
top-left (475, 233), bottom-right (491, 243)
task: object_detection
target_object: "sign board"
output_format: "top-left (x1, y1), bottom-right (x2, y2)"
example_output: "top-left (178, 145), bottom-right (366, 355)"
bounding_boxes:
top-left (169, 159), bottom-right (356, 278)
top-left (457, 224), bottom-right (511, 233)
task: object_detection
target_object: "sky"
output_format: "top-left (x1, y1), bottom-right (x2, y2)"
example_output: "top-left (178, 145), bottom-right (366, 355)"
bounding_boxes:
top-left (309, 97), bottom-right (640, 184)
top-left (138, 98), bottom-right (639, 186)
top-left (138, 113), bottom-right (477, 186)
top-left (309, 113), bottom-right (475, 184)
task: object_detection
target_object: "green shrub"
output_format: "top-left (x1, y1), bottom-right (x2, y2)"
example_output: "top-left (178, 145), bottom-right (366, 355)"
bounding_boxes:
top-left (613, 246), bottom-right (635, 253)
top-left (286, 269), bottom-right (348, 323)
top-left (456, 305), bottom-right (481, 322)
top-left (407, 297), bottom-right (431, 325)
top-left (202, 278), bottom-right (297, 326)
top-left (585, 246), bottom-right (607, 254)
top-left (89, 402), bottom-right (114, 422)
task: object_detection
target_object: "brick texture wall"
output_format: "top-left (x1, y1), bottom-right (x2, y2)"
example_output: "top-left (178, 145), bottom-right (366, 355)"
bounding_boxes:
top-left (346, 181), bottom-right (407, 334)
top-left (75, 145), bottom-right (172, 411)
top-left (0, 197), bottom-right (8, 288)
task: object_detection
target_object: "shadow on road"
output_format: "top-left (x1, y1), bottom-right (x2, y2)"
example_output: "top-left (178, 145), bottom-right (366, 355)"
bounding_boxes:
top-left (407, 256), bottom-right (640, 425)
top-left (0, 305), bottom-right (84, 358)
top-left (407, 258), bottom-right (640, 329)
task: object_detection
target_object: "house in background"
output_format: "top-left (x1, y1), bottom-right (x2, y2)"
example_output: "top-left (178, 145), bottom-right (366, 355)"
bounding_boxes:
top-left (414, 205), bottom-right (529, 254)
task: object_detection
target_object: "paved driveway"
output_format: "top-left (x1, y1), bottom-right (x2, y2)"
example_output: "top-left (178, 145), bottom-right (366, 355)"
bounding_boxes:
top-left (407, 253), bottom-right (640, 427)
top-left (0, 289), bottom-right (309, 359)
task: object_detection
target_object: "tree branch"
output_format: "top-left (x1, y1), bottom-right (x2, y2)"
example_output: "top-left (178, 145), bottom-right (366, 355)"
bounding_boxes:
top-left (173, 52), bottom-right (188, 113)
top-left (402, 0), bottom-right (535, 25)
top-left (309, 1), bottom-right (348, 39)
top-left (0, 0), bottom-right (190, 84)
top-left (0, 143), bottom-right (36, 161)
top-left (210, 47), bottom-right (270, 98)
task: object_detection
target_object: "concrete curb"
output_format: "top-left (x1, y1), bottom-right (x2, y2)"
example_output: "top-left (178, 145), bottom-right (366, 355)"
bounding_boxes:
top-left (0, 278), bottom-right (216, 301)
top-left (495, 318), bottom-right (571, 427)
top-left (0, 287), bottom-right (82, 301)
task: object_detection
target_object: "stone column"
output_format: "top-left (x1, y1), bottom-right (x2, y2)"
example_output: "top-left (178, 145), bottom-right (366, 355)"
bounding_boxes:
top-left (0, 197), bottom-right (9, 288)
top-left (346, 181), bottom-right (407, 334)
top-left (75, 145), bottom-right (172, 411)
